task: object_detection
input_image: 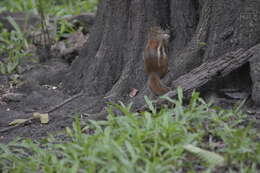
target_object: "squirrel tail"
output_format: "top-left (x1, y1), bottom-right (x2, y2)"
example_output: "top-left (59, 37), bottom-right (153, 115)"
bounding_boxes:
top-left (148, 72), bottom-right (169, 96)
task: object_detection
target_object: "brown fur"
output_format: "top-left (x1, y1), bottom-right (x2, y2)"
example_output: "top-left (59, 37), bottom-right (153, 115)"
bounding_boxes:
top-left (144, 26), bottom-right (170, 95)
top-left (148, 72), bottom-right (169, 95)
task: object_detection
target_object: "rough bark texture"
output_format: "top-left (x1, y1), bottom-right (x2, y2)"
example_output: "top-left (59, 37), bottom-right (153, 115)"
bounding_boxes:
top-left (173, 45), bottom-right (259, 94)
top-left (63, 0), bottom-right (260, 114)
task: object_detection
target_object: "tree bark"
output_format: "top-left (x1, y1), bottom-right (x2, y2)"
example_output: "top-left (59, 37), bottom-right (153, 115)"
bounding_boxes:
top-left (173, 45), bottom-right (259, 95)
top-left (62, 0), bottom-right (260, 114)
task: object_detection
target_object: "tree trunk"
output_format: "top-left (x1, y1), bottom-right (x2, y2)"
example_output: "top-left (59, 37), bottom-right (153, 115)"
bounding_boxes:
top-left (63, 0), bottom-right (260, 113)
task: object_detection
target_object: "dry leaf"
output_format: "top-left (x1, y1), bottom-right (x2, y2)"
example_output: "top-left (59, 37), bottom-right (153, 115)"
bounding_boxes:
top-left (9, 119), bottom-right (29, 126)
top-left (33, 112), bottom-right (49, 124)
top-left (129, 88), bottom-right (138, 97)
top-left (184, 144), bottom-right (225, 167)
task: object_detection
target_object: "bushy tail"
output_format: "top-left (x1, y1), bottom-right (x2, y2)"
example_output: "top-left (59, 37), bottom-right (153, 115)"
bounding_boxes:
top-left (148, 72), bottom-right (169, 96)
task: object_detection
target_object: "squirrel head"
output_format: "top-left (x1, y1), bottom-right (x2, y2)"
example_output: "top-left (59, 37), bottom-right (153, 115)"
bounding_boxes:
top-left (148, 26), bottom-right (170, 41)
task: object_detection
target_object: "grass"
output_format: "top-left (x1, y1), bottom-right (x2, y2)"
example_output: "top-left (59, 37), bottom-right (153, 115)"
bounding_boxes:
top-left (0, 0), bottom-right (98, 15)
top-left (0, 18), bottom-right (31, 74)
top-left (0, 0), bottom-right (98, 74)
top-left (0, 90), bottom-right (259, 173)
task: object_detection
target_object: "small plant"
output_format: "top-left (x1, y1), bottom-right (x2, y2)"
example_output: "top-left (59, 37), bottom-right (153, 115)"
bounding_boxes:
top-left (0, 17), bottom-right (31, 74)
top-left (56, 18), bottom-right (76, 40)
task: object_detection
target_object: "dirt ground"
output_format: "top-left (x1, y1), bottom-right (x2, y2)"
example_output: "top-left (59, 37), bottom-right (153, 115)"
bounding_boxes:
top-left (0, 57), bottom-right (104, 143)
top-left (0, 55), bottom-right (259, 144)
top-left (0, 11), bottom-right (100, 143)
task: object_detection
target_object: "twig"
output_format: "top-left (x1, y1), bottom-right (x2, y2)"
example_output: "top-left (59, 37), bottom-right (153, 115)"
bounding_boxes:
top-left (46, 91), bottom-right (83, 113)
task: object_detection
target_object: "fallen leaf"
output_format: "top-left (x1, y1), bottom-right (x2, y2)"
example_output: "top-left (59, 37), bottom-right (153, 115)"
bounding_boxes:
top-left (9, 119), bottom-right (29, 126)
top-left (184, 144), bottom-right (224, 167)
top-left (33, 112), bottom-right (49, 124)
top-left (129, 88), bottom-right (138, 97)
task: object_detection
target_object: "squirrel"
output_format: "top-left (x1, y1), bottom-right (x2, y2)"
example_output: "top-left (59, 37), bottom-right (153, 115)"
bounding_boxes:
top-left (143, 26), bottom-right (170, 95)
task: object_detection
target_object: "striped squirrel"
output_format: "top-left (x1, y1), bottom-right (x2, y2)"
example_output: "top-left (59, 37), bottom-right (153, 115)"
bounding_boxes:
top-left (144, 26), bottom-right (170, 95)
